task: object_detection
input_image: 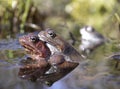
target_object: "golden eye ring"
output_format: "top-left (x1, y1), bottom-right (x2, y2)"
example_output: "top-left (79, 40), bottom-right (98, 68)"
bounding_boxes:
top-left (30, 36), bottom-right (39, 43)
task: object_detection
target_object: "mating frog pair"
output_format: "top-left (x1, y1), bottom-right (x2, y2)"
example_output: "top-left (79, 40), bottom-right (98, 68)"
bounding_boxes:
top-left (18, 28), bottom-right (83, 86)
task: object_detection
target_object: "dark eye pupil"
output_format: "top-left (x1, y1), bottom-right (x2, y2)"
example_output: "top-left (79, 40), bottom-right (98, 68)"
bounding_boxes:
top-left (49, 33), bottom-right (53, 36)
top-left (30, 36), bottom-right (39, 43)
top-left (48, 31), bottom-right (56, 38)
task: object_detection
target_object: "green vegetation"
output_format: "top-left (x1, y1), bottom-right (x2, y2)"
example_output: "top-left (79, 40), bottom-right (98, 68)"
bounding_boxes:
top-left (0, 1), bottom-right (120, 88)
top-left (0, 0), bottom-right (120, 40)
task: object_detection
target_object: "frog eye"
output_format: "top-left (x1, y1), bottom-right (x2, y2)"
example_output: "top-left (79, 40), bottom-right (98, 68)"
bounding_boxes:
top-left (85, 26), bottom-right (94, 32)
top-left (47, 30), bottom-right (56, 38)
top-left (30, 36), bottom-right (39, 43)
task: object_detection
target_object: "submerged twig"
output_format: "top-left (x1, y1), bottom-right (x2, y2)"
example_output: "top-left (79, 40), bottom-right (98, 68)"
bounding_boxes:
top-left (69, 32), bottom-right (76, 46)
top-left (25, 23), bottom-right (42, 30)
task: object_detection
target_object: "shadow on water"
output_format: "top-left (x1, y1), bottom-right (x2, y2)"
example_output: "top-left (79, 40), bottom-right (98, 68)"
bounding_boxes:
top-left (0, 34), bottom-right (120, 89)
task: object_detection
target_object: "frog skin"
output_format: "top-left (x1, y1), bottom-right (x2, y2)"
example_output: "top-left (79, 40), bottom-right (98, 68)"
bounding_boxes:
top-left (19, 33), bottom-right (79, 86)
top-left (37, 28), bottom-right (82, 86)
top-left (38, 28), bottom-right (84, 63)
top-left (39, 53), bottom-right (79, 86)
top-left (18, 33), bottom-right (51, 82)
top-left (19, 33), bottom-right (51, 59)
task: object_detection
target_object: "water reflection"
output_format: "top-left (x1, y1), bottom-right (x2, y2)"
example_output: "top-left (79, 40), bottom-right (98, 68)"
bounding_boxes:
top-left (0, 37), bottom-right (120, 89)
top-left (0, 39), bottom-right (21, 50)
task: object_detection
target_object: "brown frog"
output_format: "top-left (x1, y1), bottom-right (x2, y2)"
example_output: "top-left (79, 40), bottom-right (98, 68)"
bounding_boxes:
top-left (38, 28), bottom-right (84, 63)
top-left (40, 53), bottom-right (79, 86)
top-left (37, 28), bottom-right (83, 86)
top-left (18, 33), bottom-right (51, 82)
top-left (19, 32), bottom-right (79, 86)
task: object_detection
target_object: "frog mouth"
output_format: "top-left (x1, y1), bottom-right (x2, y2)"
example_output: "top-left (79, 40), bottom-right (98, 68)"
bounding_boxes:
top-left (22, 43), bottom-right (37, 54)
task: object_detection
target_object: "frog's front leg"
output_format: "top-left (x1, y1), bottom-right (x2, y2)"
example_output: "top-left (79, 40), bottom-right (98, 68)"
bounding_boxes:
top-left (39, 53), bottom-right (79, 86)
top-left (49, 53), bottom-right (79, 72)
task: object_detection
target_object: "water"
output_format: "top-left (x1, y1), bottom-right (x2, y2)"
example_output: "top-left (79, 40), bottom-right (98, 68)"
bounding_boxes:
top-left (0, 37), bottom-right (120, 89)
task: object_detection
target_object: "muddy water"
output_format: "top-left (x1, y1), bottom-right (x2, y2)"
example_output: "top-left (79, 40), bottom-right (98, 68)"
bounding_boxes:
top-left (0, 37), bottom-right (120, 89)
